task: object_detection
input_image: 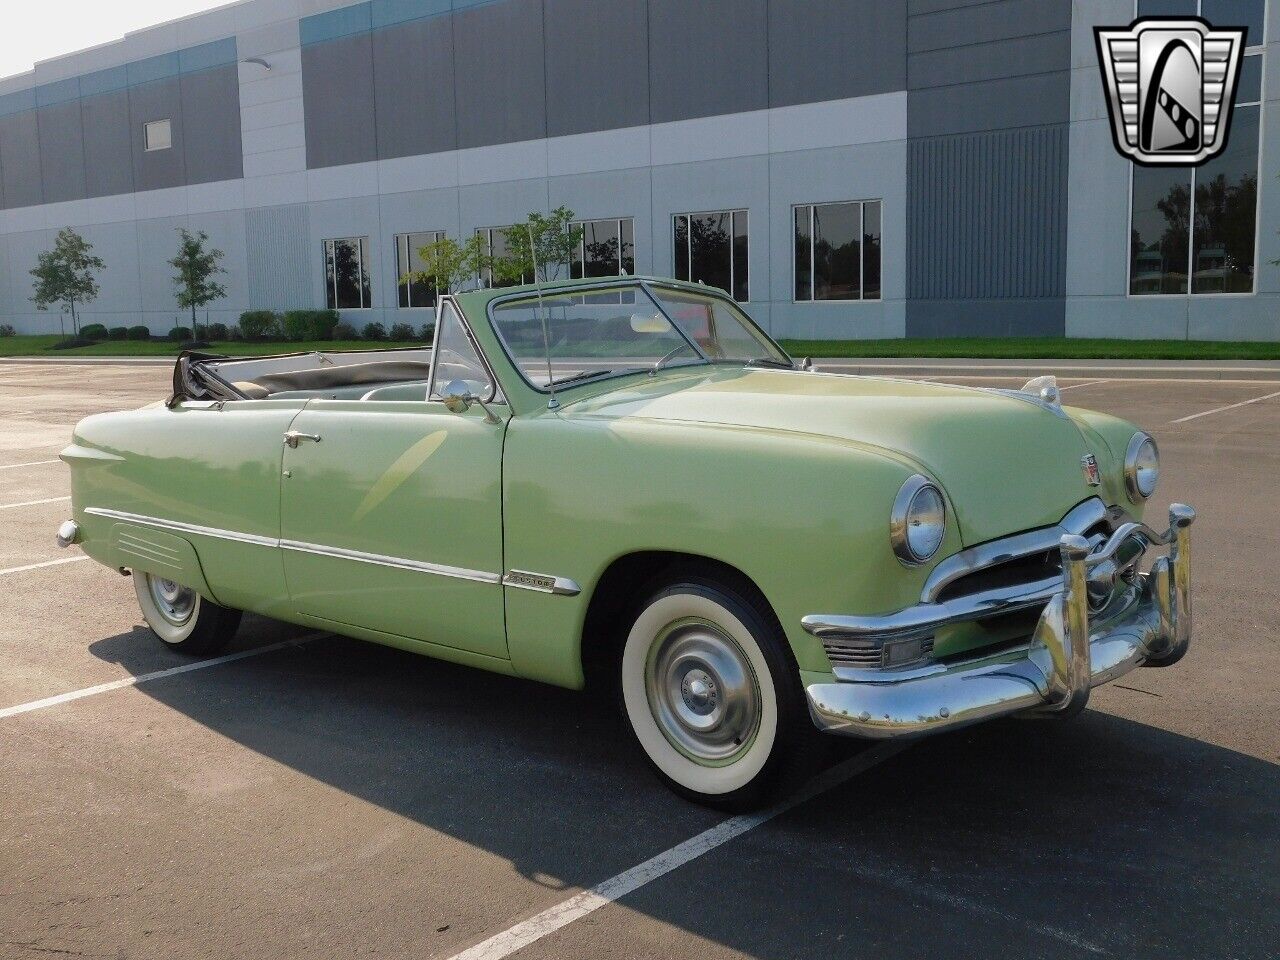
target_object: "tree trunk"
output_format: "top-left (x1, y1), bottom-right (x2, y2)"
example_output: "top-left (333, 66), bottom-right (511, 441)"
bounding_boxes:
top-left (69, 299), bottom-right (77, 336)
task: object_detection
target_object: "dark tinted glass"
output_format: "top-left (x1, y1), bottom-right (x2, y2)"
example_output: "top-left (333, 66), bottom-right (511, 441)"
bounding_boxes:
top-left (813, 201), bottom-right (860, 300)
top-left (397, 232), bottom-right (441, 308)
top-left (1237, 54), bottom-right (1262, 103)
top-left (732, 211), bottom-right (749, 302)
top-left (1130, 166), bottom-right (1191, 294)
top-left (620, 218), bottom-right (635, 275)
top-left (1192, 104), bottom-right (1258, 293)
top-left (1137, 0), bottom-right (1195, 16)
top-left (673, 216), bottom-right (690, 281)
top-left (689, 212), bottom-right (733, 296)
top-left (1202, 0), bottom-right (1264, 46)
top-left (863, 200), bottom-right (882, 300)
top-left (794, 206), bottom-right (812, 300)
top-left (582, 219), bottom-right (621, 277)
top-left (326, 238), bottom-right (370, 309)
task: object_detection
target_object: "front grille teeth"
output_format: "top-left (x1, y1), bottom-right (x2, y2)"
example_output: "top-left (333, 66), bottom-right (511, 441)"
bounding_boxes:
top-left (823, 635), bottom-right (935, 669)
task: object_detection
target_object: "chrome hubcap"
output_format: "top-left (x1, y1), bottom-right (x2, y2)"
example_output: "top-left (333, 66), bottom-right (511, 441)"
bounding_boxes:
top-left (148, 576), bottom-right (196, 627)
top-left (645, 617), bottom-right (761, 766)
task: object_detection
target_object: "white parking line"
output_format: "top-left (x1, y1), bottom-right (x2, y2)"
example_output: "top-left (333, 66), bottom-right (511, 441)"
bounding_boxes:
top-left (0, 632), bottom-right (325, 720)
top-left (0, 459), bottom-right (61, 470)
top-left (0, 496), bottom-right (70, 510)
top-left (0, 556), bottom-right (90, 577)
top-left (1171, 389), bottom-right (1280, 424)
top-left (1057, 379), bottom-right (1112, 391)
top-left (444, 740), bottom-right (910, 960)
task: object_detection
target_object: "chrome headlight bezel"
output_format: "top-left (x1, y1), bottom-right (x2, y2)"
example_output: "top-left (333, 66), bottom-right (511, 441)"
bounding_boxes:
top-left (1124, 432), bottom-right (1159, 502)
top-left (891, 475), bottom-right (946, 566)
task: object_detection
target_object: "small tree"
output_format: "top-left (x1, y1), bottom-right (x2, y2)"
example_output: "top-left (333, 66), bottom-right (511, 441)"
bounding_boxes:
top-left (497, 207), bottom-right (584, 283)
top-left (30, 227), bottom-right (105, 336)
top-left (409, 233), bottom-right (489, 295)
top-left (170, 228), bottom-right (227, 338)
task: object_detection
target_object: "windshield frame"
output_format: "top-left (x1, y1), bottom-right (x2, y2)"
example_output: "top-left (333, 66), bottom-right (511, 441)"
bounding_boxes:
top-left (484, 278), bottom-right (793, 396)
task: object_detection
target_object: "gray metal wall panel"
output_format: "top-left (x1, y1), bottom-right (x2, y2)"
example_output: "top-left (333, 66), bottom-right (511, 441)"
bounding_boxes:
top-left (907, 0), bottom-right (1070, 53)
top-left (371, 17), bottom-right (456, 159)
top-left (768, 0), bottom-right (907, 107)
top-left (905, 124), bottom-right (1067, 336)
top-left (36, 101), bottom-right (87, 203)
top-left (908, 31), bottom-right (1069, 89)
top-left (180, 65), bottom-right (243, 185)
top-left (0, 111), bottom-right (43, 209)
top-left (302, 33), bottom-right (378, 169)
top-left (907, 70), bottom-right (1071, 137)
top-left (245, 204), bottom-right (313, 310)
top-left (648, 0), bottom-right (768, 124)
top-left (128, 78), bottom-right (186, 192)
top-left (907, 299), bottom-right (1065, 337)
top-left (453, 0), bottom-right (547, 149)
top-left (544, 0), bottom-right (649, 137)
top-left (80, 90), bottom-right (135, 199)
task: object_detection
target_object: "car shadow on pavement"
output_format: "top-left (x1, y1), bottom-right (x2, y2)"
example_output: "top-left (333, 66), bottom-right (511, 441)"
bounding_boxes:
top-left (89, 620), bottom-right (1280, 960)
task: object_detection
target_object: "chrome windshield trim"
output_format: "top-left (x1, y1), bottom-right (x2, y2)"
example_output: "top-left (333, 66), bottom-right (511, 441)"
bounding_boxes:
top-left (920, 498), bottom-right (1110, 602)
top-left (84, 508), bottom-right (502, 585)
top-left (84, 507), bottom-right (279, 548)
top-left (502, 570), bottom-right (582, 596)
top-left (278, 540), bottom-right (501, 585)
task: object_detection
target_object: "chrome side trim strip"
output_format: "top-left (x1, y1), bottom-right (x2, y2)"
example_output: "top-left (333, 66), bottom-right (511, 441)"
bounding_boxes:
top-left (278, 539), bottom-right (501, 584)
top-left (84, 508), bottom-right (503, 585)
top-left (502, 570), bottom-right (581, 596)
top-left (84, 507), bottom-right (279, 548)
top-left (921, 498), bottom-right (1109, 602)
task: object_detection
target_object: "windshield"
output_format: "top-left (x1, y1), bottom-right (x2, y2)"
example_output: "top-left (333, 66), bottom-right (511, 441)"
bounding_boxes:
top-left (489, 283), bottom-right (791, 391)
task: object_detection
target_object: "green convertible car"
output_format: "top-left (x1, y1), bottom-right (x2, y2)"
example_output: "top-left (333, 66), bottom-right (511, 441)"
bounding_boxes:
top-left (57, 276), bottom-right (1194, 808)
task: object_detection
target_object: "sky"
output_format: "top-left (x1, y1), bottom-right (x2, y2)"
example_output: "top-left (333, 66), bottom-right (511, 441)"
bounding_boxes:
top-left (1, 1), bottom-right (235, 81)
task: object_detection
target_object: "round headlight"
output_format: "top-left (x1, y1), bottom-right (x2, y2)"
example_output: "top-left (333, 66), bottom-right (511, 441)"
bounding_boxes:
top-left (891, 475), bottom-right (946, 565)
top-left (1125, 433), bottom-right (1159, 502)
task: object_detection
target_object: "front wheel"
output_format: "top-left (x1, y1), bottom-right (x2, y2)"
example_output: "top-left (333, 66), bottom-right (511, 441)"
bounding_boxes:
top-left (134, 572), bottom-right (242, 656)
top-left (619, 579), bottom-right (819, 810)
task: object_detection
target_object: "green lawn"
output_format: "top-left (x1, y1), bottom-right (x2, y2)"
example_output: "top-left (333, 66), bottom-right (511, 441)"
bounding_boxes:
top-left (2, 333), bottom-right (1278, 361)
top-left (777, 337), bottom-right (1280, 360)
top-left (0, 335), bottom-right (428, 358)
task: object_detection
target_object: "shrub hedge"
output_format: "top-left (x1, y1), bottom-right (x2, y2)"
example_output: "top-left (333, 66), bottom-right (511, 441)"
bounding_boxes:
top-left (238, 310), bottom-right (280, 339)
top-left (108, 326), bottom-right (128, 340)
top-left (362, 322), bottom-right (387, 341)
top-left (283, 309), bottom-right (339, 341)
top-left (127, 326), bottom-right (151, 340)
top-left (0, 324), bottom-right (15, 337)
top-left (206, 322), bottom-right (230, 341)
top-left (168, 326), bottom-right (193, 341)
top-left (388, 322), bottom-right (416, 341)
top-left (79, 323), bottom-right (108, 340)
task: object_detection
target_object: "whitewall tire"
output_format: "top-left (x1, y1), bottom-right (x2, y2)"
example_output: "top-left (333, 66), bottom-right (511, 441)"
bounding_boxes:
top-left (620, 579), bottom-right (818, 809)
top-left (134, 572), bottom-right (242, 655)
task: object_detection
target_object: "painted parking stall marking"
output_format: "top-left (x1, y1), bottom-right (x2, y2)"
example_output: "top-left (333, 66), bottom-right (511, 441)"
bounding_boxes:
top-left (444, 740), bottom-right (910, 960)
top-left (1171, 389), bottom-right (1280, 424)
top-left (0, 632), bottom-right (326, 720)
top-left (0, 495), bottom-right (70, 510)
top-left (0, 459), bottom-right (61, 470)
top-left (0, 556), bottom-right (90, 577)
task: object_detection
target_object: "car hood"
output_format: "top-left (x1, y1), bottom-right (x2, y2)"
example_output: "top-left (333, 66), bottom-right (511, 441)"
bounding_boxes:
top-left (562, 368), bottom-right (1105, 546)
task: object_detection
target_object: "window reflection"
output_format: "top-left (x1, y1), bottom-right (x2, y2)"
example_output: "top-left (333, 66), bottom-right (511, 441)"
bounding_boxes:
top-left (395, 231), bottom-right (444, 308)
top-left (477, 226), bottom-right (533, 288)
top-left (672, 210), bottom-right (749, 302)
top-left (570, 218), bottom-right (635, 278)
top-left (793, 200), bottom-right (882, 301)
top-left (1131, 167), bottom-right (1191, 294)
top-left (324, 237), bottom-right (371, 309)
top-left (1192, 104), bottom-right (1258, 293)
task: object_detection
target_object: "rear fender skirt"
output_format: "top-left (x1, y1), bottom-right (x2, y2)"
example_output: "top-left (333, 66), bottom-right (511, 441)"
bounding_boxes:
top-left (107, 522), bottom-right (217, 601)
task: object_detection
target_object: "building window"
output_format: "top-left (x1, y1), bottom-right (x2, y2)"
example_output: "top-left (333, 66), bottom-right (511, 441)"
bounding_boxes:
top-left (673, 210), bottom-right (749, 302)
top-left (1130, 0), bottom-right (1264, 295)
top-left (144, 119), bottom-right (172, 152)
top-left (323, 237), bottom-right (371, 309)
top-left (476, 226), bottom-right (534, 288)
top-left (395, 231), bottom-right (445, 308)
top-left (570, 218), bottom-right (635, 279)
top-left (793, 201), bottom-right (882, 302)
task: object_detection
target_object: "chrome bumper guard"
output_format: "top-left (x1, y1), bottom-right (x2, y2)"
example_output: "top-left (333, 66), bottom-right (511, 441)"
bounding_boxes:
top-left (803, 503), bottom-right (1195, 739)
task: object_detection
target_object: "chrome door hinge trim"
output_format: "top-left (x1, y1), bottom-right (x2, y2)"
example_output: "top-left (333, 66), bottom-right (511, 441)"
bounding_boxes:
top-left (502, 570), bottom-right (582, 596)
top-left (279, 539), bottom-right (501, 585)
top-left (84, 507), bottom-right (279, 548)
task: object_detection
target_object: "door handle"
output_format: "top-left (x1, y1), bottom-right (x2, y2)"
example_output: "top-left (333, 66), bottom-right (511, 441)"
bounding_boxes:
top-left (283, 431), bottom-right (322, 448)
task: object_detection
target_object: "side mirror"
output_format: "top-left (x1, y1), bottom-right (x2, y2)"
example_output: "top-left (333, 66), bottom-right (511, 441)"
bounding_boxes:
top-left (441, 379), bottom-right (474, 414)
top-left (440, 378), bottom-right (501, 425)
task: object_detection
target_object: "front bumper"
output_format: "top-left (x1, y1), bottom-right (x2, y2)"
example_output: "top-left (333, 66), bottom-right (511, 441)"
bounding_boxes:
top-left (803, 503), bottom-right (1195, 739)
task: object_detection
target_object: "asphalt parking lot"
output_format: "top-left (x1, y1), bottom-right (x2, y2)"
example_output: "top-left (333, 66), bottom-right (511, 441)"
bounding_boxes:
top-left (2, 360), bottom-right (1278, 959)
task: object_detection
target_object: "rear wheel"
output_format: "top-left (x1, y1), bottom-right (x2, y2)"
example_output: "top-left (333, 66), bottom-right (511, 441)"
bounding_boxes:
top-left (134, 572), bottom-right (241, 656)
top-left (619, 577), bottom-right (819, 810)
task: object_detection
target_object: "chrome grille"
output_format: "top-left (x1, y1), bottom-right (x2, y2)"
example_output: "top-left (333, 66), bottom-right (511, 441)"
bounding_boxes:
top-left (823, 635), bottom-right (935, 669)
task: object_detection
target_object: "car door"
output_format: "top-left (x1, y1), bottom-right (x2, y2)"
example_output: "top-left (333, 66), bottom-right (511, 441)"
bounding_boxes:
top-left (278, 300), bottom-right (509, 659)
